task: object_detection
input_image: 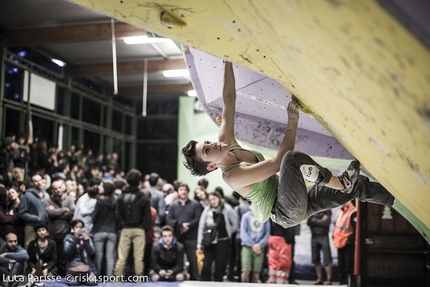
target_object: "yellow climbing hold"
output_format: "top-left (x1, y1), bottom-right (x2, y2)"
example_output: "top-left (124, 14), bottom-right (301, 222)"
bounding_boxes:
top-left (292, 95), bottom-right (312, 114)
top-left (160, 10), bottom-right (187, 30)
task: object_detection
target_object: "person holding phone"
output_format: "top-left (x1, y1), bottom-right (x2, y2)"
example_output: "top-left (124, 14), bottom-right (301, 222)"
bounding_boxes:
top-left (63, 219), bottom-right (97, 286)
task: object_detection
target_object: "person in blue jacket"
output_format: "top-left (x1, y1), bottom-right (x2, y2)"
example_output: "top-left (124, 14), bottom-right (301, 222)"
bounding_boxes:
top-left (240, 202), bottom-right (270, 283)
top-left (0, 230), bottom-right (29, 278)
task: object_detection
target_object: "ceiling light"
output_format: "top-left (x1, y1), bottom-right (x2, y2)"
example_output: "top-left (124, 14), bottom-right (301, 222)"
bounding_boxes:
top-left (51, 58), bottom-right (66, 67)
top-left (124, 35), bottom-right (171, 45)
top-left (188, 90), bottom-right (197, 97)
top-left (163, 69), bottom-right (189, 78)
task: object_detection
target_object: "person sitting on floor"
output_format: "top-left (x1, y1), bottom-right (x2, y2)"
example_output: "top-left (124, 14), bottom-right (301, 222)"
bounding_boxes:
top-left (27, 223), bottom-right (58, 276)
top-left (63, 219), bottom-right (97, 286)
top-left (150, 225), bottom-right (185, 282)
top-left (0, 229), bottom-right (29, 279)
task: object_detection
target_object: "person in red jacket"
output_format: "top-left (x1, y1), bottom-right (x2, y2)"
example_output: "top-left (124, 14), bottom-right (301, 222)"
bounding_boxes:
top-left (333, 200), bottom-right (357, 286)
top-left (267, 222), bottom-right (293, 284)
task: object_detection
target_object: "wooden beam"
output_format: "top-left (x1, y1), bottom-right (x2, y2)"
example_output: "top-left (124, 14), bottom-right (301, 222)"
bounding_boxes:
top-left (66, 59), bottom-right (186, 77)
top-left (2, 22), bottom-right (145, 46)
top-left (116, 83), bottom-right (193, 97)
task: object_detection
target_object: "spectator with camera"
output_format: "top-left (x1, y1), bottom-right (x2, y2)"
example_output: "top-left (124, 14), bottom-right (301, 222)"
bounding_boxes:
top-left (63, 219), bottom-right (97, 286)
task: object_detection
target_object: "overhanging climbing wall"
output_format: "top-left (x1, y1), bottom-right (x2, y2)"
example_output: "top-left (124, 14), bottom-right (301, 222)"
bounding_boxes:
top-left (183, 46), bottom-right (354, 160)
top-left (71, 0), bottom-right (430, 232)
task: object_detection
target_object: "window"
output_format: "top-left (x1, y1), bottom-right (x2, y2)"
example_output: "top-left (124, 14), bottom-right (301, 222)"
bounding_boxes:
top-left (82, 97), bottom-right (101, 125)
top-left (137, 118), bottom-right (177, 140)
top-left (32, 115), bottom-right (54, 144)
top-left (136, 143), bottom-right (177, 183)
top-left (56, 87), bottom-right (66, 115)
top-left (112, 110), bottom-right (123, 132)
top-left (3, 64), bottom-right (24, 102)
top-left (125, 116), bottom-right (132, 135)
top-left (84, 130), bottom-right (100, 155)
top-left (3, 108), bottom-right (21, 137)
top-left (70, 93), bottom-right (81, 120)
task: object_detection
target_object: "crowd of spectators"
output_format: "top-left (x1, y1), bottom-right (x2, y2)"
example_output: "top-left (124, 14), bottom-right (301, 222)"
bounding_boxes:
top-left (0, 135), bottom-right (301, 285)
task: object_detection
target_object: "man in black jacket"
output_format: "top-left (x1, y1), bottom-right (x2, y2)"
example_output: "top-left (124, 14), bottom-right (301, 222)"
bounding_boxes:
top-left (166, 182), bottom-right (202, 280)
top-left (114, 169), bottom-right (151, 278)
top-left (150, 225), bottom-right (184, 282)
top-left (27, 223), bottom-right (58, 276)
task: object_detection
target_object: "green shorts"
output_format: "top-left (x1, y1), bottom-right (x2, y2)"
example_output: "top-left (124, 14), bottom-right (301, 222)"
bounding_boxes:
top-left (241, 246), bottom-right (264, 272)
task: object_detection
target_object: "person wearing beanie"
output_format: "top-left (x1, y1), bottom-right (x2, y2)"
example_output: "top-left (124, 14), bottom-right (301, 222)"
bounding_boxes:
top-left (27, 223), bottom-right (58, 276)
